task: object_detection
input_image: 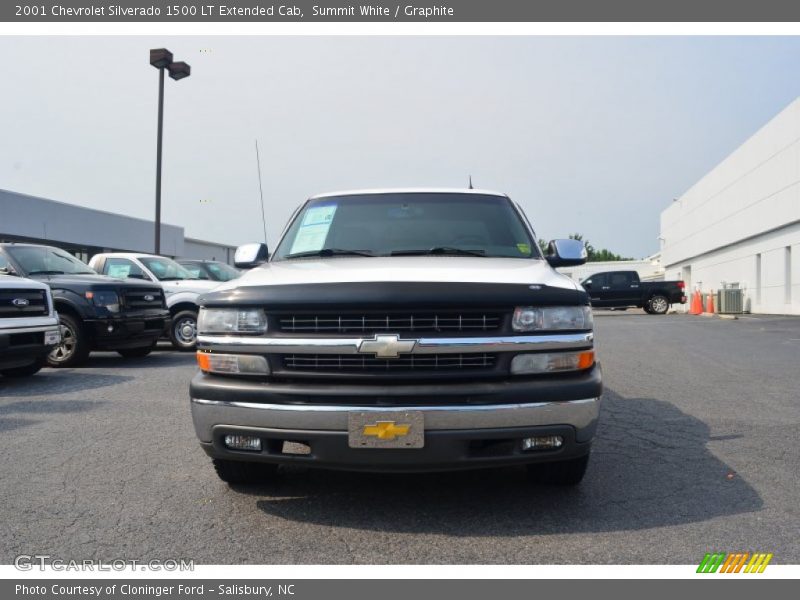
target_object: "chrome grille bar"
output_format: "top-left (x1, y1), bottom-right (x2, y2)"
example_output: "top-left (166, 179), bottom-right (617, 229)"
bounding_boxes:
top-left (277, 312), bottom-right (502, 333)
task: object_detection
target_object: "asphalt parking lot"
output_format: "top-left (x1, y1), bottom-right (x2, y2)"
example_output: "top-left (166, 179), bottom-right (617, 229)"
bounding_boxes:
top-left (1, 313), bottom-right (798, 564)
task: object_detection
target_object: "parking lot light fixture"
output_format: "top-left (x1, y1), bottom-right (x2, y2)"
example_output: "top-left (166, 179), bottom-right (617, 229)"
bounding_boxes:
top-left (149, 48), bottom-right (191, 255)
top-left (168, 61), bottom-right (191, 81)
top-left (149, 48), bottom-right (173, 69)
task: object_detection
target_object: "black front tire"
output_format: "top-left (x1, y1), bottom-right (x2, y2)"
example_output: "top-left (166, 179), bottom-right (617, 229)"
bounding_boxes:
top-left (526, 453), bottom-right (590, 486)
top-left (169, 310), bottom-right (198, 351)
top-left (212, 459), bottom-right (278, 484)
top-left (0, 357), bottom-right (45, 378)
top-left (648, 294), bottom-right (670, 315)
top-left (47, 313), bottom-right (90, 368)
top-left (117, 345), bottom-right (155, 358)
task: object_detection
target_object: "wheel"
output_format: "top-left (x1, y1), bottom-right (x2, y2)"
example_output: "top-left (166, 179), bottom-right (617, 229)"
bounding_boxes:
top-left (1, 357), bottom-right (45, 378)
top-left (47, 313), bottom-right (90, 367)
top-left (648, 295), bottom-right (669, 315)
top-left (117, 345), bottom-right (154, 358)
top-left (643, 304), bottom-right (654, 314)
top-left (526, 453), bottom-right (590, 486)
top-left (169, 310), bottom-right (198, 351)
top-left (212, 459), bottom-right (278, 484)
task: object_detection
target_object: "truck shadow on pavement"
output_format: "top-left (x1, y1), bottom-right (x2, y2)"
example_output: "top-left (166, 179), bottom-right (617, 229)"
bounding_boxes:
top-left (245, 388), bottom-right (763, 534)
top-left (0, 398), bottom-right (102, 432)
top-left (0, 371), bottom-right (131, 397)
top-left (71, 351), bottom-right (197, 370)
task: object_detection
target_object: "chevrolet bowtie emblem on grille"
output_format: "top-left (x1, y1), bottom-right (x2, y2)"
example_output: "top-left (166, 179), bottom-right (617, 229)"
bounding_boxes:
top-left (357, 334), bottom-right (416, 358)
top-left (11, 298), bottom-right (30, 307)
top-left (144, 295), bottom-right (155, 302)
top-left (362, 421), bottom-right (411, 441)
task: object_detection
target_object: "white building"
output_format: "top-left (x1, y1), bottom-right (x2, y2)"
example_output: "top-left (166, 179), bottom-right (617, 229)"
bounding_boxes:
top-left (660, 98), bottom-right (800, 315)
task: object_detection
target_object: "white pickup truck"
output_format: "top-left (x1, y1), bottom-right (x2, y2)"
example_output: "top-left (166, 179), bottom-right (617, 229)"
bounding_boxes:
top-left (191, 189), bottom-right (602, 486)
top-left (0, 274), bottom-right (60, 377)
top-left (89, 253), bottom-right (219, 350)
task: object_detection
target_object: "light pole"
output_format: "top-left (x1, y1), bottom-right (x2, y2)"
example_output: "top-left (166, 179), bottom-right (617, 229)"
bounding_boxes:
top-left (149, 48), bottom-right (191, 255)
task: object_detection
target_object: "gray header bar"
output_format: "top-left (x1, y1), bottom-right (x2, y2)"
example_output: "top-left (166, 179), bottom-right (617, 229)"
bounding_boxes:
top-left (1, 579), bottom-right (792, 600)
top-left (5, 0), bottom-right (800, 22)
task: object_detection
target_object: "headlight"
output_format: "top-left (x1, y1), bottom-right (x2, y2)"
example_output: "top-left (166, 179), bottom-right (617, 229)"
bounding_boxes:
top-left (198, 308), bottom-right (267, 334)
top-left (196, 352), bottom-right (270, 376)
top-left (86, 290), bottom-right (119, 313)
top-left (510, 350), bottom-right (595, 375)
top-left (512, 306), bottom-right (592, 331)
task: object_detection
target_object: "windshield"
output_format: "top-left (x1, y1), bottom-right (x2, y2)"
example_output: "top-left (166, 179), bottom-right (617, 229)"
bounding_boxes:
top-left (272, 193), bottom-right (539, 261)
top-left (6, 246), bottom-right (96, 275)
top-left (138, 256), bottom-right (197, 281)
top-left (205, 262), bottom-right (240, 281)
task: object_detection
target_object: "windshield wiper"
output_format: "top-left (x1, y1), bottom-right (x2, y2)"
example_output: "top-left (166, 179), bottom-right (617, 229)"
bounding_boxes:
top-left (158, 277), bottom-right (185, 281)
top-left (27, 270), bottom-right (65, 275)
top-left (391, 247), bottom-right (486, 257)
top-left (285, 248), bottom-right (375, 259)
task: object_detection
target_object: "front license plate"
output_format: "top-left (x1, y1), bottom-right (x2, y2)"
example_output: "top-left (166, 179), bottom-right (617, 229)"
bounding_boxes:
top-left (348, 411), bottom-right (424, 449)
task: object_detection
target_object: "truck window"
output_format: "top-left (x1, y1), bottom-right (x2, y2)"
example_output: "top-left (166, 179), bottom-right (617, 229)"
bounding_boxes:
top-left (610, 272), bottom-right (633, 287)
top-left (105, 258), bottom-right (148, 280)
top-left (584, 273), bottom-right (606, 287)
top-left (273, 193), bottom-right (539, 261)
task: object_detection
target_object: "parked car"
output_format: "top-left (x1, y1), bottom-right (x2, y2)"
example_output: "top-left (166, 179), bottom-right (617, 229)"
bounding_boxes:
top-left (191, 188), bottom-right (601, 486)
top-left (0, 272), bottom-right (61, 377)
top-left (89, 253), bottom-right (220, 350)
top-left (176, 259), bottom-right (241, 282)
top-left (0, 244), bottom-right (169, 367)
top-left (580, 270), bottom-right (686, 314)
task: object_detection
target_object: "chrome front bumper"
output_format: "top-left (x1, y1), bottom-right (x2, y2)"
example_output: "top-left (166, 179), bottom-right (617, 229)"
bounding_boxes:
top-left (190, 395), bottom-right (601, 443)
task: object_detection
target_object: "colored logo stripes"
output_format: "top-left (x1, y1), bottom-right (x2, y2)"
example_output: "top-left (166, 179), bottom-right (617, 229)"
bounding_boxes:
top-left (697, 552), bottom-right (773, 573)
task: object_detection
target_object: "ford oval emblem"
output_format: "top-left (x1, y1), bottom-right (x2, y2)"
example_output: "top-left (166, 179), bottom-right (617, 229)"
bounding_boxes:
top-left (12, 298), bottom-right (30, 307)
top-left (144, 294), bottom-right (155, 302)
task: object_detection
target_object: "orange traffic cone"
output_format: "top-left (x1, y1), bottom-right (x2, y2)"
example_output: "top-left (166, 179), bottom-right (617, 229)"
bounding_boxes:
top-left (706, 291), bottom-right (715, 314)
top-left (689, 290), bottom-right (702, 315)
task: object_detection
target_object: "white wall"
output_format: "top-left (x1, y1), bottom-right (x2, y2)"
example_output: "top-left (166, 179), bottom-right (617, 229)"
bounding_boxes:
top-left (660, 98), bottom-right (800, 315)
top-left (181, 238), bottom-right (236, 265)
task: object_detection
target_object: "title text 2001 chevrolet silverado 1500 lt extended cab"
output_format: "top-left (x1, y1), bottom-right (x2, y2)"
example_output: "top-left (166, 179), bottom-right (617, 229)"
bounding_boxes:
top-left (191, 189), bottom-right (602, 485)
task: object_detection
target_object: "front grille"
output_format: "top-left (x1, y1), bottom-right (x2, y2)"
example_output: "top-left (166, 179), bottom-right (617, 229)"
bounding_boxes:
top-left (0, 289), bottom-right (48, 318)
top-left (122, 288), bottom-right (164, 310)
top-left (283, 353), bottom-right (496, 371)
top-left (278, 312), bottom-right (502, 333)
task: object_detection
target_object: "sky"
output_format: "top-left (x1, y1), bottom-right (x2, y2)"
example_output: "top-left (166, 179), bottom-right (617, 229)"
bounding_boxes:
top-left (2, 36), bottom-right (800, 258)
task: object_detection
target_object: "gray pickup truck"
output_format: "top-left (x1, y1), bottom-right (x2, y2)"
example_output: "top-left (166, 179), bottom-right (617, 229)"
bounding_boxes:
top-left (190, 189), bottom-right (602, 485)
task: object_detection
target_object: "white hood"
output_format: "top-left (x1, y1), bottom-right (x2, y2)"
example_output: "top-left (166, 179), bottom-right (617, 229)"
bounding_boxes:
top-left (160, 279), bottom-right (222, 294)
top-left (214, 257), bottom-right (579, 292)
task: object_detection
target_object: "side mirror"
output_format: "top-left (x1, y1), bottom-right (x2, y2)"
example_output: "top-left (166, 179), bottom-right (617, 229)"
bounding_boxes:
top-left (234, 243), bottom-right (269, 269)
top-left (583, 280), bottom-right (592, 288)
top-left (546, 239), bottom-right (587, 268)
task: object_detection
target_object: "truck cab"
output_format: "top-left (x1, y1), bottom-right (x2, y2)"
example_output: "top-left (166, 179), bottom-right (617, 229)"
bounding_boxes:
top-left (190, 189), bottom-right (601, 485)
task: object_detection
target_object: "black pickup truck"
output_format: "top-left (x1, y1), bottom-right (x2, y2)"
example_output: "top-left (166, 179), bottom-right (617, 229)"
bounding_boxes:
top-left (580, 270), bottom-right (686, 314)
top-left (0, 243), bottom-right (170, 366)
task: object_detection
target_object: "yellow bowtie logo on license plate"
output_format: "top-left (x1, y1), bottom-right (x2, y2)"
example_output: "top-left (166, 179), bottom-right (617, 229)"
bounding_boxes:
top-left (362, 421), bottom-right (411, 441)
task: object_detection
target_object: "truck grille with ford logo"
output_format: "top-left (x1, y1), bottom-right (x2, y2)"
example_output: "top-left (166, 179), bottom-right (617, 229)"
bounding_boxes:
top-left (122, 288), bottom-right (164, 310)
top-left (278, 312), bottom-right (502, 333)
top-left (0, 289), bottom-right (48, 318)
